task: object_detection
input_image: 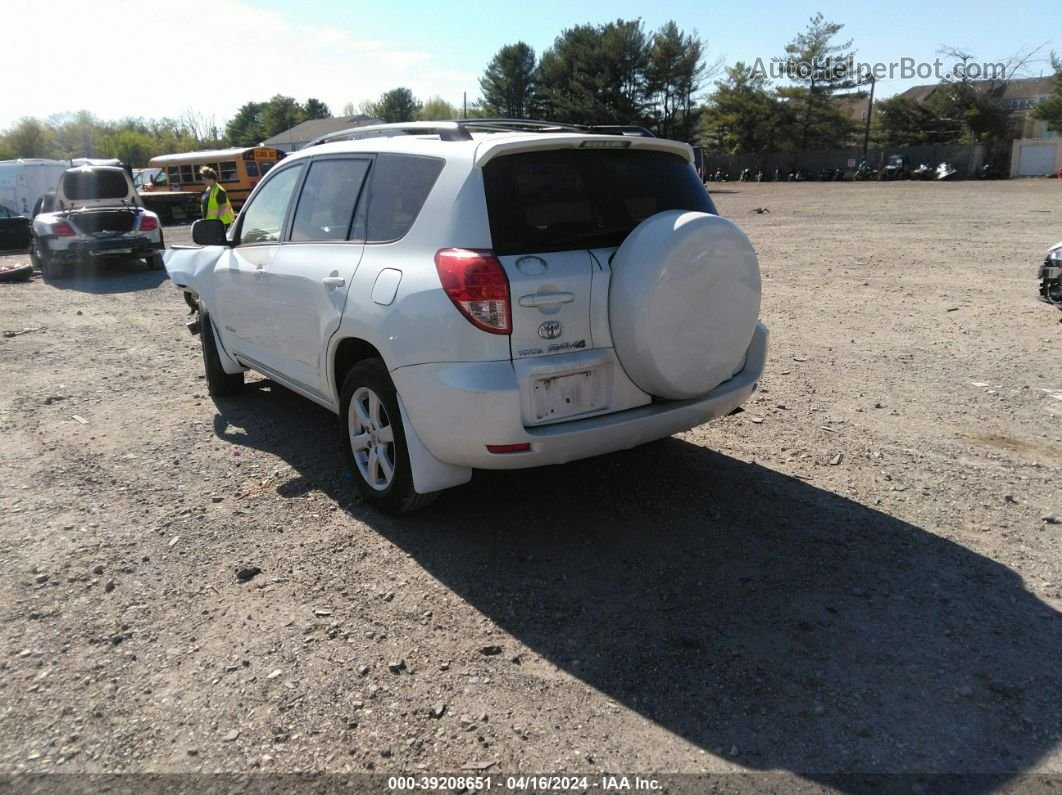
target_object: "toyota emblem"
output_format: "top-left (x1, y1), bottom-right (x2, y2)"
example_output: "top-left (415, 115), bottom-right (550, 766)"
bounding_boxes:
top-left (538, 320), bottom-right (563, 340)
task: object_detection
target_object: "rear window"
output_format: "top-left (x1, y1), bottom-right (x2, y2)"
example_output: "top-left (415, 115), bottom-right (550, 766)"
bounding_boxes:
top-left (362, 154), bottom-right (444, 243)
top-left (483, 148), bottom-right (717, 255)
top-left (61, 169), bottom-right (131, 200)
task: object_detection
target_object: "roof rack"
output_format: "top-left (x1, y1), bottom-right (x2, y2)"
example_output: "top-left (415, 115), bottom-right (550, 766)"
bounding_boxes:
top-left (306, 119), bottom-right (656, 147)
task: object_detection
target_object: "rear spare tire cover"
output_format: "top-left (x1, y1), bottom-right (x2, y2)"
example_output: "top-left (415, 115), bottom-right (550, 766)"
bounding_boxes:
top-left (609, 210), bottom-right (761, 400)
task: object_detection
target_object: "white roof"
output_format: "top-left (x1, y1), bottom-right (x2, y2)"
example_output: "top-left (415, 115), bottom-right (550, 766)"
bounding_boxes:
top-left (149, 148), bottom-right (265, 165)
top-left (285, 130), bottom-right (693, 169)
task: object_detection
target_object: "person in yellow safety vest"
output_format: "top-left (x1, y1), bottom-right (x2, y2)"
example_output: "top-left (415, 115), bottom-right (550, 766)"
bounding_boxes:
top-left (199, 166), bottom-right (235, 227)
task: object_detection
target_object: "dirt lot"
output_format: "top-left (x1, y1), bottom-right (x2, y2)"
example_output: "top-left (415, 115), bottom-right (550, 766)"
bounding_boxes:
top-left (0, 180), bottom-right (1060, 794)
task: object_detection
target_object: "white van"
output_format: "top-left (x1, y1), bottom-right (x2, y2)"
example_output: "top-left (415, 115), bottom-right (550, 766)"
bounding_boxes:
top-left (0, 159), bottom-right (69, 217)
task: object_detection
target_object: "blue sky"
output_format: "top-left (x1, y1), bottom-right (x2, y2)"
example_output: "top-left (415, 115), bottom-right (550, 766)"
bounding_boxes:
top-left (5, 0), bottom-right (1060, 131)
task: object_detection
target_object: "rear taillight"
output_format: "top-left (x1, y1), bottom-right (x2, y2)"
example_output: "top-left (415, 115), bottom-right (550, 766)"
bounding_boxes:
top-left (139, 215), bottom-right (158, 232)
top-left (52, 220), bottom-right (76, 237)
top-left (434, 248), bottom-right (511, 335)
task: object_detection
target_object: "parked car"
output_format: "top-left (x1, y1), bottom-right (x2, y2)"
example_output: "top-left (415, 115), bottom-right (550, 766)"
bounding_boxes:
top-left (0, 204), bottom-right (30, 251)
top-left (30, 165), bottom-right (164, 279)
top-left (882, 154), bottom-right (911, 180)
top-left (31, 191), bottom-right (55, 218)
top-left (1039, 241), bottom-right (1062, 309)
top-left (165, 121), bottom-right (769, 513)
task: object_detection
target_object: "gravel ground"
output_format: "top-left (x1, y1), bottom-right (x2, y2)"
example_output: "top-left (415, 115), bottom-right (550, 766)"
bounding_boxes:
top-left (0, 180), bottom-right (1060, 795)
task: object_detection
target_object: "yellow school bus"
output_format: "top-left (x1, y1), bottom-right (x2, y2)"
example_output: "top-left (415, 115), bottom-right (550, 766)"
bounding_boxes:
top-left (146, 146), bottom-right (284, 212)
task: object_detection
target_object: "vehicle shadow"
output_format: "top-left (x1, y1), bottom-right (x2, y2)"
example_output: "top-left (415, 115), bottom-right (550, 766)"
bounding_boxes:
top-left (44, 258), bottom-right (168, 294)
top-left (211, 381), bottom-right (1061, 791)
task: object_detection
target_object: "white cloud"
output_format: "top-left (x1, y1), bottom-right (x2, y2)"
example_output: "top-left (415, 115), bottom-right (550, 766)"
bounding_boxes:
top-left (3, 0), bottom-right (478, 130)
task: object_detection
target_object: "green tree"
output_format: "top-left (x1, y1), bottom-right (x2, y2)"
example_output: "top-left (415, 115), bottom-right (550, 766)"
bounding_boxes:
top-left (933, 47), bottom-right (1011, 143)
top-left (303, 98), bottom-right (331, 121)
top-left (873, 94), bottom-right (961, 146)
top-left (226, 101), bottom-right (265, 147)
top-left (777, 13), bottom-right (857, 150)
top-left (646, 22), bottom-right (714, 140)
top-left (480, 42), bottom-right (539, 118)
top-left (2, 117), bottom-right (57, 158)
top-left (49, 110), bottom-right (103, 158)
top-left (417, 97), bottom-right (460, 121)
top-left (177, 111), bottom-right (223, 147)
top-left (537, 20), bottom-right (650, 125)
top-left (260, 95), bottom-right (305, 139)
top-left (1030, 53), bottom-right (1062, 131)
top-left (148, 117), bottom-right (203, 154)
top-left (99, 124), bottom-right (156, 166)
top-left (701, 62), bottom-right (790, 154)
top-left (371, 88), bottom-right (421, 123)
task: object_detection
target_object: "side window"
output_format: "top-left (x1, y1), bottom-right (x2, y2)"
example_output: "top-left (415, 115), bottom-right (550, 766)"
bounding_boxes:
top-left (246, 161), bottom-right (259, 178)
top-left (364, 155), bottom-right (444, 243)
top-left (219, 161), bottom-right (238, 182)
top-left (179, 164), bottom-right (196, 184)
top-left (291, 159), bottom-right (370, 242)
top-left (237, 165), bottom-right (304, 245)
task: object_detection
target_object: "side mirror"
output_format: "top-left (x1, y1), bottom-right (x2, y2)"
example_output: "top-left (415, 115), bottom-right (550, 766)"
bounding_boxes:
top-left (192, 218), bottom-right (229, 246)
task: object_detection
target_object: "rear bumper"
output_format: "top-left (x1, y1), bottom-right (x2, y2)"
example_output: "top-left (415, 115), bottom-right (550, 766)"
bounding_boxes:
top-left (393, 321), bottom-right (768, 469)
top-left (48, 236), bottom-right (162, 263)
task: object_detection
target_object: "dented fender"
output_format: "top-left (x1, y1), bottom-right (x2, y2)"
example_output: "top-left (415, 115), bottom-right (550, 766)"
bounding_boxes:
top-left (163, 246), bottom-right (227, 307)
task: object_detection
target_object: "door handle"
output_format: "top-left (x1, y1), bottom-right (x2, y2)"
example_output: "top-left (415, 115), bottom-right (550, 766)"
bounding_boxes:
top-left (518, 292), bottom-right (574, 307)
top-left (322, 276), bottom-right (346, 289)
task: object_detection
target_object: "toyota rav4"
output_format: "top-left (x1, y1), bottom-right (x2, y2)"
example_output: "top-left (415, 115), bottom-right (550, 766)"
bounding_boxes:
top-left (165, 121), bottom-right (768, 513)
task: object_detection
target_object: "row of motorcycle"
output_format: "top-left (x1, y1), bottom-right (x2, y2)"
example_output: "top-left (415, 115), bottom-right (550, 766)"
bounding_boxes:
top-left (707, 159), bottom-right (981, 183)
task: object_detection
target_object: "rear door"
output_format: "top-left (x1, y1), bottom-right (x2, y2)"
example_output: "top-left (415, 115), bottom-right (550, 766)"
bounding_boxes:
top-left (264, 156), bottom-right (371, 400)
top-left (481, 151), bottom-right (600, 360)
top-left (482, 147), bottom-right (719, 361)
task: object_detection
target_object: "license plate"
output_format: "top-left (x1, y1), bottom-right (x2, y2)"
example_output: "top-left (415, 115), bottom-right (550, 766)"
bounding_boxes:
top-left (532, 370), bottom-right (600, 422)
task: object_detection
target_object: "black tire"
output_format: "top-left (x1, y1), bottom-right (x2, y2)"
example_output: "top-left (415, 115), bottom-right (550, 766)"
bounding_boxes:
top-left (38, 240), bottom-right (63, 280)
top-left (200, 310), bottom-right (244, 396)
top-left (145, 231), bottom-right (166, 270)
top-left (339, 359), bottom-right (436, 514)
top-left (28, 235), bottom-right (41, 268)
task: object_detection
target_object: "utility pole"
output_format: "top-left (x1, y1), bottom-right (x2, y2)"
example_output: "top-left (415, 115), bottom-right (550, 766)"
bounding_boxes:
top-left (862, 74), bottom-right (876, 162)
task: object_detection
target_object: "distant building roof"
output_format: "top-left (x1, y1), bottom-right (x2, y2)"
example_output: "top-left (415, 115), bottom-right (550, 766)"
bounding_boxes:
top-left (262, 115), bottom-right (382, 151)
top-left (898, 75), bottom-right (1056, 105)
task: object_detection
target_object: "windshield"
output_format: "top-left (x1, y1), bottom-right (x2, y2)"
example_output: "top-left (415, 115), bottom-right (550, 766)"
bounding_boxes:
top-left (483, 148), bottom-right (716, 255)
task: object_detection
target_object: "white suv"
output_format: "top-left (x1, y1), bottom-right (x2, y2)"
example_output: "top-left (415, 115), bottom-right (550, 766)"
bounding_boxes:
top-left (165, 121), bottom-right (768, 513)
